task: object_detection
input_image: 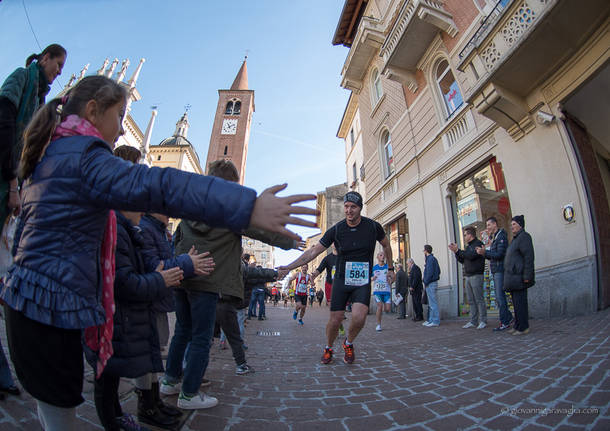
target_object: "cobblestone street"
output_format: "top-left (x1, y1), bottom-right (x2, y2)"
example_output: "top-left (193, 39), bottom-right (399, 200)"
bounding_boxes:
top-left (0, 303), bottom-right (608, 430)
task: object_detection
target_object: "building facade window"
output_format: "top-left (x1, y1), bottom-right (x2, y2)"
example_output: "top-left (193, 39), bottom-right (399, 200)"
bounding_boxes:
top-left (352, 162), bottom-right (357, 184)
top-left (371, 68), bottom-right (383, 106)
top-left (436, 59), bottom-right (463, 118)
top-left (223, 145), bottom-right (228, 155)
top-left (157, 155), bottom-right (161, 161)
top-left (224, 99), bottom-right (241, 115)
top-left (350, 128), bottom-right (355, 148)
top-left (381, 130), bottom-right (394, 179)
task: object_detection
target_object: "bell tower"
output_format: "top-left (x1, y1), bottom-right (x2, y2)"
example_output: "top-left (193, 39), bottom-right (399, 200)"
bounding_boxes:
top-left (206, 58), bottom-right (254, 184)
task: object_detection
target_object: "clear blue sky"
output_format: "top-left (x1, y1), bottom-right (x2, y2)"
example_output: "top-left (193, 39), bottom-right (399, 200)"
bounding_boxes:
top-left (0, 0), bottom-right (351, 266)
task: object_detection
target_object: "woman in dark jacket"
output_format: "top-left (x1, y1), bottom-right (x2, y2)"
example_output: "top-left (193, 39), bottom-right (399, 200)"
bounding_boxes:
top-left (94, 210), bottom-right (183, 430)
top-left (503, 215), bottom-right (535, 335)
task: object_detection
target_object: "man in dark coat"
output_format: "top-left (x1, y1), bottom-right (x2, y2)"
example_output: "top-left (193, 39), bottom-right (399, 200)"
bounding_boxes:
top-left (449, 226), bottom-right (486, 329)
top-left (503, 215), bottom-right (535, 335)
top-left (407, 258), bottom-right (424, 321)
top-left (395, 263), bottom-right (408, 319)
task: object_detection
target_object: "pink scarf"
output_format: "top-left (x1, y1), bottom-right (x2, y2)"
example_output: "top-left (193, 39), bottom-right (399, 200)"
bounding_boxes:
top-left (53, 115), bottom-right (117, 378)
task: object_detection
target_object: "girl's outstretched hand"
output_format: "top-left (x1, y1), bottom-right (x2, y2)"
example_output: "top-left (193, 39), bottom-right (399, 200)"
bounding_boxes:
top-left (249, 184), bottom-right (317, 241)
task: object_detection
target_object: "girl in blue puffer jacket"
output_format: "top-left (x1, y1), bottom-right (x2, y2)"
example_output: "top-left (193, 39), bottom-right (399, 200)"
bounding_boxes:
top-left (0, 75), bottom-right (316, 431)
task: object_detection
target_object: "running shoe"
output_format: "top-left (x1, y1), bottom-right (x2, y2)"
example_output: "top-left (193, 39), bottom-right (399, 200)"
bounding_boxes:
top-left (298, 318), bottom-right (304, 325)
top-left (476, 322), bottom-right (487, 330)
top-left (320, 347), bottom-right (333, 364)
top-left (342, 340), bottom-right (355, 364)
top-left (422, 321), bottom-right (431, 326)
top-left (375, 324), bottom-right (382, 331)
top-left (338, 325), bottom-right (345, 337)
top-left (462, 322), bottom-right (476, 329)
top-left (292, 311), bottom-right (298, 320)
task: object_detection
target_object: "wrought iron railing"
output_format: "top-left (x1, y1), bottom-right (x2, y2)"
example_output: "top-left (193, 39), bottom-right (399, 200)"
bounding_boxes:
top-left (458, 0), bottom-right (513, 61)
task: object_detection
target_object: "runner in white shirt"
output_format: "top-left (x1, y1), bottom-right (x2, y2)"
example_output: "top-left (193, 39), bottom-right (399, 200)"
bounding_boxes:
top-left (372, 251), bottom-right (392, 331)
top-left (285, 264), bottom-right (310, 325)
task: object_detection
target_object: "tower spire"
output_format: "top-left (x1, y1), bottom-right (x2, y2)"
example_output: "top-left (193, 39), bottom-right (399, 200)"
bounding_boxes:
top-left (230, 57), bottom-right (248, 90)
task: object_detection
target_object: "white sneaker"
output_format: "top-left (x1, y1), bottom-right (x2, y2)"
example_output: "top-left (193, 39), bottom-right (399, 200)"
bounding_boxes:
top-left (177, 392), bottom-right (219, 410)
top-left (477, 322), bottom-right (487, 329)
top-left (160, 379), bottom-right (181, 395)
top-left (422, 321), bottom-right (431, 326)
top-left (427, 322), bottom-right (439, 327)
top-left (462, 322), bottom-right (476, 329)
top-left (376, 324), bottom-right (382, 331)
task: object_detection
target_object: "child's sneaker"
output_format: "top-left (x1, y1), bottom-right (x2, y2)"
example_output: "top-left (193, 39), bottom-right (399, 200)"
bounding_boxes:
top-left (177, 392), bottom-right (218, 410)
top-left (236, 363), bottom-right (254, 375)
top-left (115, 413), bottom-right (151, 431)
top-left (159, 379), bottom-right (181, 395)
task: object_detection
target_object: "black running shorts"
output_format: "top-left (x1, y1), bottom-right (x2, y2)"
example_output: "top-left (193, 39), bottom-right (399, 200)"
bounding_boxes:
top-left (330, 280), bottom-right (371, 311)
top-left (295, 294), bottom-right (308, 305)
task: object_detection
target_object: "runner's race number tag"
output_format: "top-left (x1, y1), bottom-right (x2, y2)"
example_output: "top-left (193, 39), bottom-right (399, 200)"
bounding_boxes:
top-left (345, 262), bottom-right (369, 286)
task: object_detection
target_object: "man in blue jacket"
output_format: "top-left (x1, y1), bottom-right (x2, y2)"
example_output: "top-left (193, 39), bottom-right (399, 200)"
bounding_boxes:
top-left (422, 245), bottom-right (441, 327)
top-left (476, 216), bottom-right (513, 331)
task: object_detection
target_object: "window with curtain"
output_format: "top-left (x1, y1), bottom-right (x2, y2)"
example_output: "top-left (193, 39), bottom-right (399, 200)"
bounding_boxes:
top-left (436, 59), bottom-right (463, 118)
top-left (371, 68), bottom-right (383, 106)
top-left (381, 130), bottom-right (394, 179)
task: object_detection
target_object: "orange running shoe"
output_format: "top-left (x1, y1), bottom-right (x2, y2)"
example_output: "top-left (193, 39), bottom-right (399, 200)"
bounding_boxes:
top-left (342, 339), bottom-right (355, 364)
top-left (320, 347), bottom-right (333, 364)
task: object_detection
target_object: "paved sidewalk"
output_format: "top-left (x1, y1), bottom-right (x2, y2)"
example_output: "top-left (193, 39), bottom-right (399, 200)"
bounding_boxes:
top-left (0, 303), bottom-right (608, 430)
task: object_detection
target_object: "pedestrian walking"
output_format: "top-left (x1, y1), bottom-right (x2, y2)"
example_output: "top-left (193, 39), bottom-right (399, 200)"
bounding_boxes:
top-left (0, 75), bottom-right (316, 430)
top-left (503, 215), bottom-right (535, 335)
top-left (449, 226), bottom-right (487, 329)
top-left (422, 245), bottom-right (441, 327)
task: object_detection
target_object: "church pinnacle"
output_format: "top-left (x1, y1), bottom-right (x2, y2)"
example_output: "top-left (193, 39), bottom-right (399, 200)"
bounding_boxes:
top-left (230, 58), bottom-right (249, 90)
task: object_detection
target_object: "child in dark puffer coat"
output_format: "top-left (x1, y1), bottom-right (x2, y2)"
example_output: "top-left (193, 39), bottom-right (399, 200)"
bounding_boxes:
top-left (92, 146), bottom-right (185, 431)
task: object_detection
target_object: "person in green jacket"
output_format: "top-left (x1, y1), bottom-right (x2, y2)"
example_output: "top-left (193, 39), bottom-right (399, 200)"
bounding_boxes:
top-left (0, 44), bottom-right (66, 225)
top-left (161, 160), bottom-right (301, 409)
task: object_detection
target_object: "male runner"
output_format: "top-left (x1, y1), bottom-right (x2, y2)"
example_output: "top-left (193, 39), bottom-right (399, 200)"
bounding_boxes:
top-left (285, 264), bottom-right (310, 325)
top-left (278, 191), bottom-right (394, 364)
top-left (311, 244), bottom-right (338, 306)
top-left (372, 251), bottom-right (391, 331)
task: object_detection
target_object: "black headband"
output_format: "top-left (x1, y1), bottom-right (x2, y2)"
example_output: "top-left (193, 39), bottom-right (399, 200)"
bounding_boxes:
top-left (344, 191), bottom-right (363, 208)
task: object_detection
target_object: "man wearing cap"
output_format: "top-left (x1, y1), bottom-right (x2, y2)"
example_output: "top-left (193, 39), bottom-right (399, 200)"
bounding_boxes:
top-left (278, 191), bottom-right (394, 365)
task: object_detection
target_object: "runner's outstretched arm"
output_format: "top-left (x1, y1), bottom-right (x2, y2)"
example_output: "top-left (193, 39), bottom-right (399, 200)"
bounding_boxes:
top-left (277, 242), bottom-right (327, 279)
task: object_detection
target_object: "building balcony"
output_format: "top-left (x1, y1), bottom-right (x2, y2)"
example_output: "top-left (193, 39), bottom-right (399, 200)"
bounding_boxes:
top-left (340, 16), bottom-right (385, 93)
top-left (380, 0), bottom-right (458, 91)
top-left (457, 0), bottom-right (610, 140)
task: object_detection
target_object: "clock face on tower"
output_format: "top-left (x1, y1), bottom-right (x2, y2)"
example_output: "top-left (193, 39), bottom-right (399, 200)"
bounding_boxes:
top-left (221, 119), bottom-right (238, 135)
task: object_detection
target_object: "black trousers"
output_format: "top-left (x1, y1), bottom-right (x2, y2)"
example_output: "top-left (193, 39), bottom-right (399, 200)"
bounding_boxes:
top-left (411, 289), bottom-right (423, 319)
top-left (94, 371), bottom-right (122, 431)
top-left (512, 289), bottom-right (529, 331)
top-left (216, 298), bottom-right (246, 366)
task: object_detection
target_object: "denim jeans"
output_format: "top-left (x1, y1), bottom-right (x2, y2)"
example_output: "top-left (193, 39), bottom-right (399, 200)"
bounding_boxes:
top-left (248, 291), bottom-right (257, 318)
top-left (164, 289), bottom-right (218, 396)
top-left (237, 308), bottom-right (246, 341)
top-left (493, 272), bottom-right (513, 325)
top-left (0, 337), bottom-right (15, 389)
top-left (425, 282), bottom-right (440, 324)
top-left (255, 291), bottom-right (266, 318)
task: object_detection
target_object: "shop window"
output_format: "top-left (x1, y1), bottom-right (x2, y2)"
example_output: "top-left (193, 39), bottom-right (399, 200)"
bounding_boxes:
top-left (453, 158), bottom-right (513, 316)
top-left (436, 59), bottom-right (463, 118)
top-left (385, 216), bottom-right (409, 268)
top-left (381, 130), bottom-right (394, 179)
top-left (371, 68), bottom-right (383, 106)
